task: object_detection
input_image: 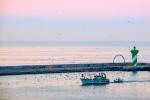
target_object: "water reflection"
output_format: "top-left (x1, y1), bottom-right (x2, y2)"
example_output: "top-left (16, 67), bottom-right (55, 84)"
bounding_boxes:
top-left (131, 71), bottom-right (138, 75)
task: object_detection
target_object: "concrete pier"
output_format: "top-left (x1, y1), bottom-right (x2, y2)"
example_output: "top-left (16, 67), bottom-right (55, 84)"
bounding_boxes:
top-left (0, 63), bottom-right (150, 76)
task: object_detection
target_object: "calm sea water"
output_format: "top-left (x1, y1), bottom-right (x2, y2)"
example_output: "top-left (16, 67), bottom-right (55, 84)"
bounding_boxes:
top-left (0, 46), bottom-right (150, 66)
top-left (0, 71), bottom-right (150, 100)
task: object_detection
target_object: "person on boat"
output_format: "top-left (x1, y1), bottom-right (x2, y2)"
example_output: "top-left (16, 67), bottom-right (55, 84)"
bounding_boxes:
top-left (94, 75), bottom-right (97, 79)
top-left (98, 73), bottom-right (102, 77)
top-left (81, 74), bottom-right (85, 78)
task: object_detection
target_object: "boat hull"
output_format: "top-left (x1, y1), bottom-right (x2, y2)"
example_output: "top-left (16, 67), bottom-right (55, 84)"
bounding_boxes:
top-left (80, 78), bottom-right (109, 85)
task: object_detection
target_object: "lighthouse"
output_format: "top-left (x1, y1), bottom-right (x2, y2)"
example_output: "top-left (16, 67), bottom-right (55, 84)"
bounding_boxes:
top-left (130, 46), bottom-right (139, 66)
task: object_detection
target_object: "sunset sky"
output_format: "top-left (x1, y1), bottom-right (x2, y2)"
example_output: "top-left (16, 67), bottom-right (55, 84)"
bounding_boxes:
top-left (0, 0), bottom-right (150, 44)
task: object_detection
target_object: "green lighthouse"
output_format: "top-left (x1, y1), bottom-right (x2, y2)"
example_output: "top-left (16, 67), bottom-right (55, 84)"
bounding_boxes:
top-left (130, 46), bottom-right (139, 66)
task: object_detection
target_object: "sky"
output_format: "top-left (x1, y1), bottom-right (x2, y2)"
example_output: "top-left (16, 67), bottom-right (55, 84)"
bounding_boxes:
top-left (0, 0), bottom-right (150, 45)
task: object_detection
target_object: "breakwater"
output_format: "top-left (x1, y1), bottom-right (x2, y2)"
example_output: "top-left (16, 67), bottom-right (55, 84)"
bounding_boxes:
top-left (0, 63), bottom-right (150, 76)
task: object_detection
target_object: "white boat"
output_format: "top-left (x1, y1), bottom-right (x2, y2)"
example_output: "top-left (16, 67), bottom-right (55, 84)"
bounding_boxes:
top-left (80, 73), bottom-right (110, 85)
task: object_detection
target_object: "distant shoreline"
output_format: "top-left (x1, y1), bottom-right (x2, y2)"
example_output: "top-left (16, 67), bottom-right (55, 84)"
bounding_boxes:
top-left (0, 63), bottom-right (150, 76)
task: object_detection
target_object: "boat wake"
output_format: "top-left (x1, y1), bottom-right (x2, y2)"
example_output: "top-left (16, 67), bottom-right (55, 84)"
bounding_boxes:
top-left (111, 80), bottom-right (150, 83)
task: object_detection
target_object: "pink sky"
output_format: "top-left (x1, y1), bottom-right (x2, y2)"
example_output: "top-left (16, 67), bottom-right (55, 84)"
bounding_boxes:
top-left (0, 0), bottom-right (150, 17)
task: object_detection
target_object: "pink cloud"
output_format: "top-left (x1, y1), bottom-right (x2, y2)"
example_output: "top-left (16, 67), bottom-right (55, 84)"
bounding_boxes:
top-left (0, 0), bottom-right (150, 17)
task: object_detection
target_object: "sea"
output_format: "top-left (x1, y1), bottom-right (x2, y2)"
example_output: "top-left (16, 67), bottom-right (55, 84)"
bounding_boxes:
top-left (0, 45), bottom-right (150, 100)
top-left (0, 46), bottom-right (150, 66)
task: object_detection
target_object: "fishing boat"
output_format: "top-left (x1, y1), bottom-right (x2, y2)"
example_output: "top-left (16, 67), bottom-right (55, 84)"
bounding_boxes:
top-left (80, 73), bottom-right (110, 85)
